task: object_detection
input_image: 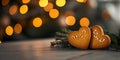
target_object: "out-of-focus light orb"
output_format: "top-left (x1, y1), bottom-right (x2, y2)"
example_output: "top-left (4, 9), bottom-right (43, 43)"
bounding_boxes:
top-left (39, 0), bottom-right (48, 7)
top-left (80, 17), bottom-right (90, 27)
top-left (44, 2), bottom-right (53, 12)
top-left (5, 26), bottom-right (13, 36)
top-left (56, 0), bottom-right (66, 7)
top-left (2, 16), bottom-right (10, 25)
top-left (9, 5), bottom-right (18, 15)
top-left (33, 17), bottom-right (43, 28)
top-left (88, 0), bottom-right (97, 8)
top-left (65, 16), bottom-right (76, 26)
top-left (102, 10), bottom-right (110, 20)
top-left (14, 23), bottom-right (22, 34)
top-left (1, 0), bottom-right (9, 6)
top-left (58, 16), bottom-right (67, 27)
top-left (22, 0), bottom-right (30, 4)
top-left (64, 11), bottom-right (74, 17)
top-left (76, 0), bottom-right (87, 3)
top-left (0, 41), bottom-right (1, 44)
top-left (49, 9), bottom-right (59, 18)
top-left (19, 5), bottom-right (28, 14)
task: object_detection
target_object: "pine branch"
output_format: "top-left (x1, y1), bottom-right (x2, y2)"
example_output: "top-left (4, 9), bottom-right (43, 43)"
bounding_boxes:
top-left (51, 28), bottom-right (73, 48)
top-left (106, 32), bottom-right (120, 51)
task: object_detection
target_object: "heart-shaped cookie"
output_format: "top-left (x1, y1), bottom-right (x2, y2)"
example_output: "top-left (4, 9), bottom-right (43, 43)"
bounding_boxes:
top-left (67, 26), bottom-right (91, 49)
top-left (90, 25), bottom-right (111, 49)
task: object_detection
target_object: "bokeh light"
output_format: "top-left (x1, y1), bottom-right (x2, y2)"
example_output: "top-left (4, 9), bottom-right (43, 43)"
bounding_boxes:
top-left (87, 0), bottom-right (97, 8)
top-left (5, 26), bottom-right (13, 36)
top-left (9, 5), bottom-right (18, 15)
top-left (14, 23), bottom-right (22, 34)
top-left (2, 16), bottom-right (10, 25)
top-left (0, 41), bottom-right (1, 44)
top-left (65, 16), bottom-right (76, 26)
top-left (102, 10), bottom-right (111, 20)
top-left (19, 5), bottom-right (28, 14)
top-left (39, 0), bottom-right (48, 7)
top-left (22, 0), bottom-right (30, 4)
top-left (64, 11), bottom-right (74, 17)
top-left (33, 17), bottom-right (43, 28)
top-left (43, 2), bottom-right (53, 12)
top-left (56, 0), bottom-right (66, 7)
top-left (49, 9), bottom-right (59, 18)
top-left (58, 16), bottom-right (67, 27)
top-left (76, 0), bottom-right (87, 3)
top-left (79, 17), bottom-right (90, 27)
top-left (1, 0), bottom-right (9, 6)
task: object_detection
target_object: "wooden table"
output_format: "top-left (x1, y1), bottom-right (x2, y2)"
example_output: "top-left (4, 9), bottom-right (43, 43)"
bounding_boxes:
top-left (0, 38), bottom-right (120, 60)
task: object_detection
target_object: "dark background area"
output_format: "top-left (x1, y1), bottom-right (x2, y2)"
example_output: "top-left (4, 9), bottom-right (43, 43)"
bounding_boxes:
top-left (0, 0), bottom-right (120, 42)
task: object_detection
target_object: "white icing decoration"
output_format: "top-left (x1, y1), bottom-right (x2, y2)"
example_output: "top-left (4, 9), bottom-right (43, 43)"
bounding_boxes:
top-left (96, 37), bottom-right (99, 40)
top-left (94, 29), bottom-right (97, 31)
top-left (81, 35), bottom-right (84, 38)
top-left (93, 35), bottom-right (97, 38)
top-left (82, 30), bottom-right (86, 33)
top-left (96, 32), bottom-right (98, 35)
top-left (72, 35), bottom-right (78, 39)
top-left (99, 38), bottom-right (105, 42)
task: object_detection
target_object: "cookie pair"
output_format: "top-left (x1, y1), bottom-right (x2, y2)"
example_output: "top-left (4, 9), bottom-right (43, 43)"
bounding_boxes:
top-left (67, 25), bottom-right (111, 49)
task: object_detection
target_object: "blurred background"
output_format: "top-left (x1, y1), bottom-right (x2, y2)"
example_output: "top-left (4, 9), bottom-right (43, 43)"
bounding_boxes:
top-left (0, 0), bottom-right (120, 42)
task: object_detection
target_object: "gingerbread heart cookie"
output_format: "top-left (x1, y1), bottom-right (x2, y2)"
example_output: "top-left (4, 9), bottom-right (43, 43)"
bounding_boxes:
top-left (90, 25), bottom-right (111, 49)
top-left (67, 26), bottom-right (91, 49)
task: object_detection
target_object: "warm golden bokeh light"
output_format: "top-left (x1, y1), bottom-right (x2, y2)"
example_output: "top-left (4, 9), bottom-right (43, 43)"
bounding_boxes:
top-left (22, 0), bottom-right (30, 4)
top-left (0, 41), bottom-right (1, 44)
top-left (33, 17), bottom-right (43, 28)
top-left (5, 26), bottom-right (13, 36)
top-left (14, 23), bottom-right (22, 34)
top-left (44, 2), bottom-right (53, 12)
top-left (39, 0), bottom-right (48, 7)
top-left (80, 17), bottom-right (90, 27)
top-left (56, 0), bottom-right (66, 7)
top-left (1, 0), bottom-right (9, 6)
top-left (76, 0), bottom-right (87, 3)
top-left (19, 5), bottom-right (28, 14)
top-left (65, 16), bottom-right (76, 26)
top-left (9, 5), bottom-right (18, 15)
top-left (49, 9), bottom-right (59, 18)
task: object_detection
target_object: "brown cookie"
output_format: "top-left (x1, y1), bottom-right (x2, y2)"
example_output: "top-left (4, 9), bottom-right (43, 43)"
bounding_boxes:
top-left (90, 25), bottom-right (111, 49)
top-left (67, 26), bottom-right (91, 49)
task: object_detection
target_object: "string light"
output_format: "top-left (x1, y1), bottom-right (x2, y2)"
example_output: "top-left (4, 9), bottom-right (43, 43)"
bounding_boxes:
top-left (9, 5), bottom-right (18, 15)
top-left (0, 41), bottom-right (1, 44)
top-left (14, 23), bottom-right (22, 34)
top-left (44, 2), bottom-right (53, 12)
top-left (22, 0), bottom-right (30, 4)
top-left (79, 17), bottom-right (90, 27)
top-left (2, 16), bottom-right (10, 25)
top-left (33, 17), bottom-right (43, 28)
top-left (19, 5), bottom-right (28, 14)
top-left (102, 10), bottom-right (110, 20)
top-left (5, 26), bottom-right (13, 36)
top-left (56, 0), bottom-right (66, 7)
top-left (1, 0), bottom-right (9, 6)
top-left (49, 9), bottom-right (59, 19)
top-left (64, 11), bottom-right (74, 17)
top-left (39, 0), bottom-right (48, 7)
top-left (76, 0), bottom-right (87, 3)
top-left (65, 16), bottom-right (76, 26)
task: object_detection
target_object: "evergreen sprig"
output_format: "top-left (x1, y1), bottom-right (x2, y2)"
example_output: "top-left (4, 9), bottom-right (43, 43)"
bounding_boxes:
top-left (50, 28), bottom-right (73, 48)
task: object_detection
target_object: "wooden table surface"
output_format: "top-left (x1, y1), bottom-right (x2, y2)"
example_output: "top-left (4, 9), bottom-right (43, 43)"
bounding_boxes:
top-left (0, 38), bottom-right (120, 60)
